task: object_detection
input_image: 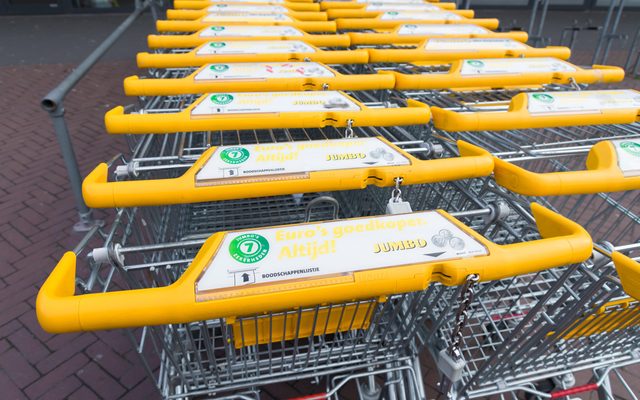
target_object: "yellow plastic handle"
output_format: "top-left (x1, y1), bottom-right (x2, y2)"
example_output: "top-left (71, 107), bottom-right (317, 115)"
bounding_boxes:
top-left (167, 9), bottom-right (328, 21)
top-left (493, 141), bottom-right (640, 196)
top-left (613, 251), bottom-right (640, 301)
top-left (390, 62), bottom-right (624, 90)
top-left (83, 139), bottom-right (494, 207)
top-left (147, 31), bottom-right (351, 48)
top-left (37, 203), bottom-right (592, 333)
top-left (105, 96), bottom-right (430, 134)
top-left (174, 0), bottom-right (321, 11)
top-left (348, 30), bottom-right (529, 45)
top-left (123, 65), bottom-right (392, 96)
top-left (336, 17), bottom-right (499, 30)
top-left (136, 45), bottom-right (369, 68)
top-left (326, 8), bottom-right (473, 19)
top-left (368, 42), bottom-right (570, 63)
top-left (431, 91), bottom-right (640, 132)
top-left (320, 1), bottom-right (458, 10)
top-left (156, 19), bottom-right (337, 33)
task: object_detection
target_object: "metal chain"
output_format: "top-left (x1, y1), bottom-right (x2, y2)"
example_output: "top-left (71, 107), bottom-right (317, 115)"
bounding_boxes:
top-left (390, 177), bottom-right (403, 202)
top-left (448, 274), bottom-right (480, 360)
top-left (345, 119), bottom-right (354, 138)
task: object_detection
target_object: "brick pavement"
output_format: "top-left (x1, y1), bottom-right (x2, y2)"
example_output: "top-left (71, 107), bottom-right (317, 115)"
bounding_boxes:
top-left (0, 61), bottom-right (159, 400)
top-left (0, 42), bottom-right (639, 400)
top-left (0, 58), bottom-right (443, 400)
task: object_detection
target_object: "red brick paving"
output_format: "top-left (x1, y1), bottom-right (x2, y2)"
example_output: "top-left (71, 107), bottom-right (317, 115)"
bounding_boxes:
top-left (0, 52), bottom-right (639, 399)
top-left (0, 61), bottom-right (148, 400)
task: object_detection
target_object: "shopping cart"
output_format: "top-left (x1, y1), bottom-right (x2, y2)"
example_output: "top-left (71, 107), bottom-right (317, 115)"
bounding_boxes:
top-left (155, 12), bottom-right (337, 33)
top-left (136, 40), bottom-right (367, 68)
top-left (37, 177), bottom-right (593, 399)
top-left (317, 0), bottom-right (458, 11)
top-left (333, 11), bottom-right (499, 31)
top-left (138, 38), bottom-right (571, 69)
top-left (104, 90), bottom-right (431, 134)
top-left (428, 89), bottom-right (640, 131)
top-left (173, 0), bottom-right (322, 12)
top-left (347, 24), bottom-right (529, 46)
top-left (364, 38), bottom-right (570, 63)
top-left (398, 88), bottom-right (640, 399)
top-left (146, 26), bottom-right (351, 49)
top-left (326, 6), bottom-right (474, 20)
top-left (416, 89), bottom-right (640, 238)
top-left (165, 6), bottom-right (328, 22)
top-left (123, 58), bottom-right (623, 97)
top-left (416, 211), bottom-right (639, 399)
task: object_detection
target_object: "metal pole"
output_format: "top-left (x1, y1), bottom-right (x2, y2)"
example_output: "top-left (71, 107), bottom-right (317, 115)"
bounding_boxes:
top-left (592, 0), bottom-right (618, 64)
top-left (624, 27), bottom-right (640, 71)
top-left (601, 0), bottom-right (626, 65)
top-left (41, 0), bottom-right (151, 232)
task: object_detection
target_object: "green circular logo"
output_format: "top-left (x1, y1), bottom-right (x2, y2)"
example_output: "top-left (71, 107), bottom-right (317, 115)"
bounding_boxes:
top-left (466, 60), bottom-right (485, 68)
top-left (210, 93), bottom-right (234, 105)
top-left (220, 147), bottom-right (250, 164)
top-left (210, 64), bottom-right (230, 72)
top-left (532, 93), bottom-right (555, 103)
top-left (229, 234), bottom-right (270, 263)
top-left (210, 26), bottom-right (225, 31)
top-left (620, 141), bottom-right (640, 157)
top-left (210, 42), bottom-right (226, 48)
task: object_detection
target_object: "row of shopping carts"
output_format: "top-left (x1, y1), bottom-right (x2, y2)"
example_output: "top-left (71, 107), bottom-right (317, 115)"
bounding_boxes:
top-left (36, 0), bottom-right (640, 399)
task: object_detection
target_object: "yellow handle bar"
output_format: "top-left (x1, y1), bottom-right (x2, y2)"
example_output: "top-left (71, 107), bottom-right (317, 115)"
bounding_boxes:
top-left (326, 8), bottom-right (473, 19)
top-left (124, 63), bottom-right (392, 96)
top-left (348, 30), bottom-right (529, 45)
top-left (105, 94), bottom-right (431, 134)
top-left (136, 42), bottom-right (368, 68)
top-left (320, 1), bottom-right (457, 10)
top-left (390, 62), bottom-right (624, 90)
top-left (493, 140), bottom-right (640, 196)
top-left (82, 139), bottom-right (493, 208)
top-left (147, 30), bottom-right (351, 49)
top-left (37, 203), bottom-right (593, 333)
top-left (336, 17), bottom-right (499, 30)
top-left (431, 90), bottom-right (640, 132)
top-left (614, 251), bottom-right (640, 302)
top-left (156, 19), bottom-right (337, 33)
top-left (167, 9), bottom-right (328, 21)
top-left (174, 0), bottom-right (321, 11)
top-left (368, 40), bottom-right (570, 63)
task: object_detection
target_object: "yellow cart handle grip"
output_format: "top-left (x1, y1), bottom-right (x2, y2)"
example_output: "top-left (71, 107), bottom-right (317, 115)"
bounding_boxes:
top-left (173, 0), bottom-right (322, 11)
top-left (326, 9), bottom-right (473, 19)
top-left (147, 31), bottom-right (351, 48)
top-left (390, 63), bottom-right (624, 90)
top-left (368, 44), bottom-right (570, 63)
top-left (156, 19), bottom-right (337, 33)
top-left (336, 18), bottom-right (500, 31)
top-left (82, 140), bottom-right (493, 208)
top-left (431, 91), bottom-right (640, 132)
top-left (36, 203), bottom-right (592, 333)
top-left (348, 30), bottom-right (529, 45)
top-left (166, 9), bottom-right (329, 21)
top-left (123, 68), bottom-right (393, 96)
top-left (492, 141), bottom-right (640, 196)
top-left (105, 97), bottom-right (430, 134)
top-left (613, 252), bottom-right (640, 301)
top-left (320, 1), bottom-right (458, 10)
top-left (136, 48), bottom-right (369, 68)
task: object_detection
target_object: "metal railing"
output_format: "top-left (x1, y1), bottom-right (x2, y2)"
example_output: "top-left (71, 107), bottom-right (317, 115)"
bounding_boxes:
top-left (41, 0), bottom-right (161, 231)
